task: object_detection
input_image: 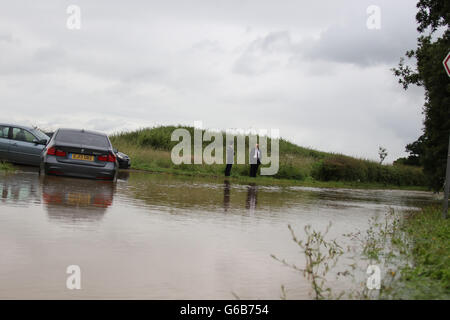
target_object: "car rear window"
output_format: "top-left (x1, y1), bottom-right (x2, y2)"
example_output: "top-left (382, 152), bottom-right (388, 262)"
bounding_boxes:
top-left (0, 126), bottom-right (9, 139)
top-left (55, 130), bottom-right (110, 148)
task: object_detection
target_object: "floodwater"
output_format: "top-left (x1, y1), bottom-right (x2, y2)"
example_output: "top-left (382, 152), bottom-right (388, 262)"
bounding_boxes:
top-left (0, 167), bottom-right (439, 299)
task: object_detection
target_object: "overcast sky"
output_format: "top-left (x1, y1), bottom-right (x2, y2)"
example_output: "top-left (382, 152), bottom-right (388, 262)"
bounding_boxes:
top-left (0, 0), bottom-right (425, 162)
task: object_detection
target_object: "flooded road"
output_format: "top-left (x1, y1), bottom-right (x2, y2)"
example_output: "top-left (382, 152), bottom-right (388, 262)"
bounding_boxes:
top-left (0, 167), bottom-right (438, 299)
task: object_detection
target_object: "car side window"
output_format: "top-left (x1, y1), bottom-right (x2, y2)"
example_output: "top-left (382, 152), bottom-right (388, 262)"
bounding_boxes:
top-left (0, 126), bottom-right (10, 139)
top-left (12, 128), bottom-right (36, 143)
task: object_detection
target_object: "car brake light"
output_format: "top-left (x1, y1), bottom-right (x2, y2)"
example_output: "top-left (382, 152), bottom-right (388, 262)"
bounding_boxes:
top-left (56, 150), bottom-right (66, 157)
top-left (98, 153), bottom-right (116, 162)
top-left (47, 147), bottom-right (66, 157)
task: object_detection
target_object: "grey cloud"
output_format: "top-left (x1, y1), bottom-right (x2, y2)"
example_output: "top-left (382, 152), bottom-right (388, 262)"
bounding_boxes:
top-left (245, 31), bottom-right (292, 53)
top-left (302, 24), bottom-right (416, 67)
top-left (300, 0), bottom-right (418, 67)
top-left (0, 33), bottom-right (13, 43)
top-left (233, 31), bottom-right (295, 75)
top-left (33, 46), bottom-right (66, 62)
top-left (192, 40), bottom-right (223, 53)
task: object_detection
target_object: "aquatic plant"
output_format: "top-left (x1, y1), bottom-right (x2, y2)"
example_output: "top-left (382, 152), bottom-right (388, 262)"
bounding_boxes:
top-left (274, 206), bottom-right (449, 299)
top-left (272, 223), bottom-right (344, 300)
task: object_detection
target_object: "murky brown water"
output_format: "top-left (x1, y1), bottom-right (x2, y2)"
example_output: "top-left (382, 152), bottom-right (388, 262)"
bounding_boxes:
top-left (0, 167), bottom-right (438, 299)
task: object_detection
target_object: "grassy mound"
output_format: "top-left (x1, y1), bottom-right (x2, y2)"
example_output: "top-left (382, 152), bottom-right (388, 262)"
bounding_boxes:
top-left (109, 125), bottom-right (426, 188)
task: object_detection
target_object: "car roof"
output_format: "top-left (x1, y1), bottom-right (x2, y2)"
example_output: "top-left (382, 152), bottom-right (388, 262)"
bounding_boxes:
top-left (56, 128), bottom-right (108, 137)
top-left (0, 123), bottom-right (37, 131)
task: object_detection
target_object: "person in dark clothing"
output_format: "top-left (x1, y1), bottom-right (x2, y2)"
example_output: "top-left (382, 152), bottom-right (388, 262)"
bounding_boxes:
top-left (249, 144), bottom-right (261, 177)
top-left (225, 141), bottom-right (234, 177)
top-left (225, 164), bottom-right (233, 177)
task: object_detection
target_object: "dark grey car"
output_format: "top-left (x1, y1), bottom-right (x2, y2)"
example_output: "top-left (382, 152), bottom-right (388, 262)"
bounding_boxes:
top-left (41, 128), bottom-right (118, 180)
top-left (0, 123), bottom-right (49, 166)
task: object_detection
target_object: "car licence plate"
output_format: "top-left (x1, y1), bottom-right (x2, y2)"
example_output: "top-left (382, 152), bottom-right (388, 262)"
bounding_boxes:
top-left (67, 193), bottom-right (91, 206)
top-left (71, 153), bottom-right (94, 161)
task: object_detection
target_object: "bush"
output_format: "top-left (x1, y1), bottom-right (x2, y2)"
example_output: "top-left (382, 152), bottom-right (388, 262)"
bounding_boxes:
top-left (274, 165), bottom-right (305, 180)
top-left (313, 155), bottom-right (426, 186)
top-left (394, 156), bottom-right (421, 166)
top-left (313, 156), bottom-right (367, 182)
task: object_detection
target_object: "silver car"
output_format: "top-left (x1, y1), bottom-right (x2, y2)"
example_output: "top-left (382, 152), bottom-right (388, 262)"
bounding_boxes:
top-left (41, 128), bottom-right (118, 180)
top-left (0, 123), bottom-right (50, 166)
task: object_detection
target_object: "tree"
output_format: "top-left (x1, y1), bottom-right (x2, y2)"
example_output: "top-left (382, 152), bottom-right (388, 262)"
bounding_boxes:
top-left (378, 146), bottom-right (388, 164)
top-left (392, 134), bottom-right (424, 166)
top-left (392, 0), bottom-right (450, 191)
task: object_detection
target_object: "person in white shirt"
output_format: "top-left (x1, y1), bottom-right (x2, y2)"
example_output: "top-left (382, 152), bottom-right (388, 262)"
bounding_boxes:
top-left (249, 144), bottom-right (261, 177)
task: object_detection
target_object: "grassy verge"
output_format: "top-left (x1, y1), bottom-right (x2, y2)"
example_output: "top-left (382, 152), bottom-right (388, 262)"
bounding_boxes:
top-left (110, 125), bottom-right (428, 191)
top-left (395, 206), bottom-right (450, 299)
top-left (0, 161), bottom-right (13, 171)
top-left (356, 205), bottom-right (449, 299)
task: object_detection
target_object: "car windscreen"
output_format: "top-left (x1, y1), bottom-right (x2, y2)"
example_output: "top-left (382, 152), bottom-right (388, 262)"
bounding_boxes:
top-left (55, 131), bottom-right (110, 148)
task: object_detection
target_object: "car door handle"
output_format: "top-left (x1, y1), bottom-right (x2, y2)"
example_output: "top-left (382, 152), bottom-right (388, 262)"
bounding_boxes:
top-left (12, 143), bottom-right (18, 146)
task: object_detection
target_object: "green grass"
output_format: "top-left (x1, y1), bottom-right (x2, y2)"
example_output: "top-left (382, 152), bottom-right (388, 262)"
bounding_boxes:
top-left (0, 161), bottom-right (13, 171)
top-left (357, 206), bottom-right (450, 299)
top-left (396, 206), bottom-right (450, 299)
top-left (109, 125), bottom-right (427, 190)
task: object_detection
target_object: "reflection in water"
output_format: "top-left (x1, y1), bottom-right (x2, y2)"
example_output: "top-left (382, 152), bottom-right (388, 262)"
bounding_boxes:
top-left (223, 179), bottom-right (231, 212)
top-left (246, 183), bottom-right (258, 212)
top-left (0, 171), bottom-right (41, 205)
top-left (42, 176), bottom-right (115, 223)
top-left (118, 173), bottom-right (439, 216)
top-left (117, 170), bottom-right (130, 181)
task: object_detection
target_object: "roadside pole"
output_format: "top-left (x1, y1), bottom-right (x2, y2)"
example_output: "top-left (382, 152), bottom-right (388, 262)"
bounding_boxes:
top-left (443, 134), bottom-right (450, 219)
top-left (443, 53), bottom-right (450, 219)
